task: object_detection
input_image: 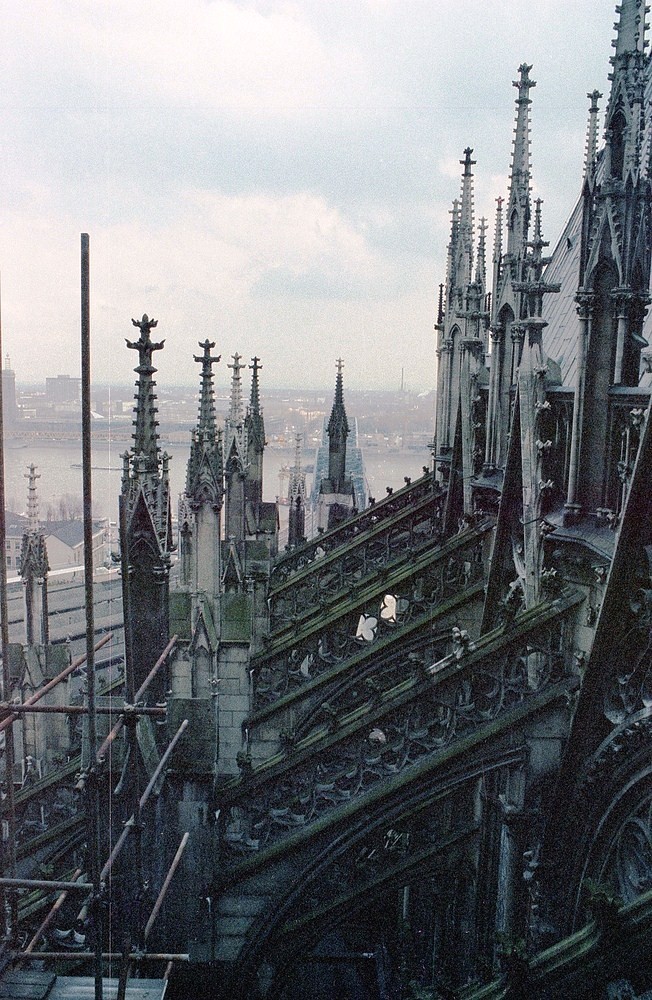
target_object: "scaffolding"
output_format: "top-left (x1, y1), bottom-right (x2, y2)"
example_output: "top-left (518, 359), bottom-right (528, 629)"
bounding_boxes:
top-left (0, 237), bottom-right (186, 1000)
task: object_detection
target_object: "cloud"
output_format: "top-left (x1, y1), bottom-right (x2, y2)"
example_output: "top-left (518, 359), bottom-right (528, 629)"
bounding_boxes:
top-left (0, 0), bottom-right (619, 395)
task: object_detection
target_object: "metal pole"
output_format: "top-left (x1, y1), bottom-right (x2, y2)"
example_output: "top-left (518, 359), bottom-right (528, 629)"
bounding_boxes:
top-left (81, 233), bottom-right (103, 1000)
top-left (0, 273), bottom-right (18, 942)
top-left (1, 704), bottom-right (166, 716)
top-left (143, 831), bottom-right (190, 940)
top-left (14, 950), bottom-right (190, 962)
top-left (19, 867), bottom-right (84, 962)
top-left (100, 719), bottom-right (188, 883)
top-left (0, 877), bottom-right (91, 892)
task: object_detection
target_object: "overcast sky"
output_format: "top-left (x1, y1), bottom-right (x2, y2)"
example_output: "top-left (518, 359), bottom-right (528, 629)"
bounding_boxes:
top-left (1, 0), bottom-right (617, 393)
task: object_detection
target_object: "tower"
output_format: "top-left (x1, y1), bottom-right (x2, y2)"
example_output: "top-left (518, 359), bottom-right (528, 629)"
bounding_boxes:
top-left (317, 359), bottom-right (355, 530)
top-left (120, 314), bottom-right (174, 696)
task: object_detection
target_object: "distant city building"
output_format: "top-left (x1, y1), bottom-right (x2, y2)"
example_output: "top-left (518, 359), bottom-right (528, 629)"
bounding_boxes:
top-left (2, 355), bottom-right (19, 425)
top-left (4, 512), bottom-right (27, 573)
top-left (43, 519), bottom-right (107, 571)
top-left (45, 374), bottom-right (81, 406)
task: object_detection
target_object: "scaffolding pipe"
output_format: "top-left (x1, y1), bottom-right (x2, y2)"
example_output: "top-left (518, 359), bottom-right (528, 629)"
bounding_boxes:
top-left (96, 634), bottom-right (177, 763)
top-left (0, 634), bottom-right (112, 734)
top-left (0, 274), bottom-right (19, 941)
top-left (17, 868), bottom-right (83, 963)
top-left (144, 832), bottom-right (190, 940)
top-left (14, 951), bottom-right (190, 962)
top-left (100, 719), bottom-right (188, 882)
top-left (2, 704), bottom-right (166, 717)
top-left (0, 877), bottom-right (91, 892)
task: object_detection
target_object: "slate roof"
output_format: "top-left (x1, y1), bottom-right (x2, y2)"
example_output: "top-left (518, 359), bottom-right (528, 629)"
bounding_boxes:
top-left (4, 511), bottom-right (27, 538)
top-left (43, 520), bottom-right (104, 548)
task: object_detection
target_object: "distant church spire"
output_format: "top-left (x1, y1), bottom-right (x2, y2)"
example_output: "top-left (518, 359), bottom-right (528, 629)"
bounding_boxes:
top-left (327, 358), bottom-right (350, 490)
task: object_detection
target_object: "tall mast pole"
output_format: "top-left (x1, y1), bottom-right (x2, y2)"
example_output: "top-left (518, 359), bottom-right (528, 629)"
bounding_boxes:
top-left (80, 234), bottom-right (103, 1000)
top-left (0, 273), bottom-right (18, 943)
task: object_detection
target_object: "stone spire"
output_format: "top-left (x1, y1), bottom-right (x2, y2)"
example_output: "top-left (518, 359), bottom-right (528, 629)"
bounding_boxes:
top-left (436, 283), bottom-right (445, 327)
top-left (605, 0), bottom-right (648, 181)
top-left (327, 358), bottom-right (350, 490)
top-left (186, 339), bottom-right (223, 508)
top-left (476, 217), bottom-right (487, 290)
top-left (491, 196), bottom-right (504, 305)
top-left (288, 434), bottom-right (307, 548)
top-left (126, 314), bottom-right (164, 474)
top-left (565, 0), bottom-right (652, 522)
top-left (121, 314), bottom-right (173, 695)
top-left (457, 148), bottom-right (476, 287)
top-left (26, 464), bottom-right (40, 532)
top-left (224, 353), bottom-right (248, 543)
top-left (224, 353), bottom-right (248, 475)
top-left (245, 357), bottom-right (266, 507)
top-left (20, 465), bottom-right (49, 646)
top-left (506, 64), bottom-right (535, 261)
top-left (584, 90), bottom-right (603, 185)
top-left (182, 339), bottom-right (224, 600)
top-left (228, 353), bottom-right (245, 426)
top-left (613, 0), bottom-right (647, 58)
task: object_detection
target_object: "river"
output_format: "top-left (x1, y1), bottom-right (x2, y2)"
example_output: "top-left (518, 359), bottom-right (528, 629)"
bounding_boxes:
top-left (5, 438), bottom-right (431, 522)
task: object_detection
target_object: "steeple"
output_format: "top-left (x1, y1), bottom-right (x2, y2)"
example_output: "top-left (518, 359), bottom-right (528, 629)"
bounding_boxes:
top-left (20, 465), bottom-right (49, 646)
top-left (186, 339), bottom-right (223, 508)
top-left (126, 314), bottom-right (164, 474)
top-left (327, 358), bottom-right (350, 489)
top-left (506, 63), bottom-right (535, 262)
